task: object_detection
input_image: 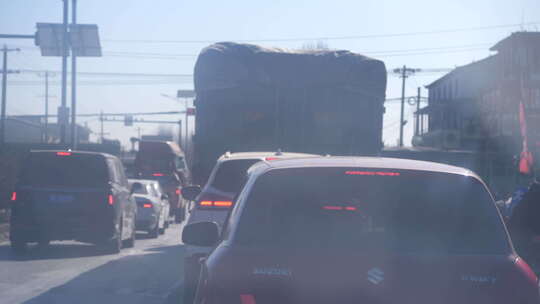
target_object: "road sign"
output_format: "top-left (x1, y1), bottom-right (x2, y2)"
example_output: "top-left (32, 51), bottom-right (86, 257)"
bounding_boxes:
top-left (35, 23), bottom-right (67, 57)
top-left (35, 23), bottom-right (101, 57)
top-left (70, 24), bottom-right (102, 57)
top-left (177, 90), bottom-right (196, 99)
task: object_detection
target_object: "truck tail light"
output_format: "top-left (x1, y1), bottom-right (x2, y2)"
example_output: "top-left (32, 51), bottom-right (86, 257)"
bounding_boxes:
top-left (108, 194), bottom-right (115, 205)
top-left (11, 191), bottom-right (17, 201)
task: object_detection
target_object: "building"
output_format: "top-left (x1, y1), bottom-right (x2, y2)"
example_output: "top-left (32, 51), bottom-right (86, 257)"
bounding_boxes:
top-left (414, 32), bottom-right (540, 194)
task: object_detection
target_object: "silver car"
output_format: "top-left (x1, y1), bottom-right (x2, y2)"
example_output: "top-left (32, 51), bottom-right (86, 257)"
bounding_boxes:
top-left (128, 179), bottom-right (170, 238)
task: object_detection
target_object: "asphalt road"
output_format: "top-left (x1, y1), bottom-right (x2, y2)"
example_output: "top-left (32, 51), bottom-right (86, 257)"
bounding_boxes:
top-left (0, 223), bottom-right (185, 304)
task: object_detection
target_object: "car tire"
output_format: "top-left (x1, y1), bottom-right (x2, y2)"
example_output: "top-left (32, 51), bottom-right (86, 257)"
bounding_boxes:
top-left (102, 221), bottom-right (122, 254)
top-left (148, 220), bottom-right (159, 239)
top-left (184, 258), bottom-right (200, 304)
top-left (123, 221), bottom-right (136, 248)
top-left (164, 220), bottom-right (170, 229)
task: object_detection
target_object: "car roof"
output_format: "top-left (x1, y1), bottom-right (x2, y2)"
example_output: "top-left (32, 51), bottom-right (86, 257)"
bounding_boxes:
top-left (217, 151), bottom-right (318, 162)
top-left (248, 156), bottom-right (480, 179)
top-left (30, 150), bottom-right (115, 159)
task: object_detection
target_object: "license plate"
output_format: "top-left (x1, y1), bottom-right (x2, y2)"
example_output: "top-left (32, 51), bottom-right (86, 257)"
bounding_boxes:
top-left (49, 194), bottom-right (74, 203)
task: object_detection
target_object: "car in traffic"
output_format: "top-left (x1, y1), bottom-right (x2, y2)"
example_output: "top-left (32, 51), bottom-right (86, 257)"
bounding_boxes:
top-left (182, 156), bottom-right (540, 304)
top-left (10, 150), bottom-right (138, 255)
top-left (134, 141), bottom-right (191, 223)
top-left (180, 150), bottom-right (318, 303)
top-left (129, 179), bottom-right (170, 238)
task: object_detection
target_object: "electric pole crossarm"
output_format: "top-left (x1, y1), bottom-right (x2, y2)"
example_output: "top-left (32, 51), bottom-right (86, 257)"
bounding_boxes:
top-left (0, 34), bottom-right (35, 39)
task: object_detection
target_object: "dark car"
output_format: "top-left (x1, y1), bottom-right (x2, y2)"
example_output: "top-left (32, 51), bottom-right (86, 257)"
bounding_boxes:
top-left (183, 157), bottom-right (539, 304)
top-left (10, 150), bottom-right (138, 255)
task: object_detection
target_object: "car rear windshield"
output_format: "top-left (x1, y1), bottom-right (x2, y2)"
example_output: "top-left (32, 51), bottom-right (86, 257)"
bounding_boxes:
top-left (19, 153), bottom-right (109, 188)
top-left (234, 167), bottom-right (509, 255)
top-left (210, 159), bottom-right (261, 193)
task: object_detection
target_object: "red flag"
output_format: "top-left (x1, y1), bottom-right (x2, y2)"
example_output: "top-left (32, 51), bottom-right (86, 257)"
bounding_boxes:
top-left (519, 87), bottom-right (533, 174)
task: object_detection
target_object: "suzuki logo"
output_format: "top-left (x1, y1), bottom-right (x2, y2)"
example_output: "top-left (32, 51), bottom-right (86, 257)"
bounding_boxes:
top-left (367, 267), bottom-right (384, 285)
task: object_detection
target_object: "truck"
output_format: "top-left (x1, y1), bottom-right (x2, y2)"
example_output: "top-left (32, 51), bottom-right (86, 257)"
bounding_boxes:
top-left (192, 42), bottom-right (387, 184)
top-left (134, 141), bottom-right (190, 222)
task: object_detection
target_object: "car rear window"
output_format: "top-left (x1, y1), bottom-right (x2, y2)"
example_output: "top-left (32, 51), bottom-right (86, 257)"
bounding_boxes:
top-left (210, 159), bottom-right (261, 193)
top-left (234, 167), bottom-right (509, 255)
top-left (19, 153), bottom-right (109, 188)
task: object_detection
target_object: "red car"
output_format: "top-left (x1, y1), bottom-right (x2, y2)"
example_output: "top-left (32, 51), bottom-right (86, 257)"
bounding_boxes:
top-left (183, 157), bottom-right (540, 304)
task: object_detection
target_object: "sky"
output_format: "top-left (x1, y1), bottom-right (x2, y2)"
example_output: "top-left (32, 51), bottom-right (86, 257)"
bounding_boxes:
top-left (1, 0), bottom-right (539, 149)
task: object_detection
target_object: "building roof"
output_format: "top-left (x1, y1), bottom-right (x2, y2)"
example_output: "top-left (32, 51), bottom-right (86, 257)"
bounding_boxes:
top-left (491, 31), bottom-right (540, 51)
top-left (425, 55), bottom-right (496, 88)
top-left (248, 156), bottom-right (478, 179)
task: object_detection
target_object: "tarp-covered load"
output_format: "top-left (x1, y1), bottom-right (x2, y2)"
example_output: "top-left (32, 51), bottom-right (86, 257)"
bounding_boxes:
top-left (191, 42), bottom-right (387, 184)
top-left (194, 42), bottom-right (386, 98)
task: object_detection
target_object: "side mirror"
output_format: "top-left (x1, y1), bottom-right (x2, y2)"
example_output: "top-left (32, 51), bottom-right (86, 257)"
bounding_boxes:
top-left (130, 182), bottom-right (143, 194)
top-left (182, 185), bottom-right (201, 201)
top-left (182, 221), bottom-right (220, 247)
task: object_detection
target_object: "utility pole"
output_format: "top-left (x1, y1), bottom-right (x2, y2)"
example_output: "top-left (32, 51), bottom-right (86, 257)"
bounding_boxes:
top-left (0, 45), bottom-right (20, 146)
top-left (70, 0), bottom-right (78, 149)
top-left (60, 0), bottom-right (69, 145)
top-left (177, 120), bottom-right (182, 147)
top-left (100, 110), bottom-right (104, 143)
top-left (415, 87), bottom-right (421, 136)
top-left (45, 71), bottom-right (50, 142)
top-left (393, 65), bottom-right (420, 147)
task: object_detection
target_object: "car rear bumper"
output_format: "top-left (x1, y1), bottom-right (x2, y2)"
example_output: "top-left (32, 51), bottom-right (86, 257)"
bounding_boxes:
top-left (10, 220), bottom-right (117, 243)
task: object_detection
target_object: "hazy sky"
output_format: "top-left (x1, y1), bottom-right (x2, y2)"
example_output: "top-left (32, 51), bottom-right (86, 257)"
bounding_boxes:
top-left (1, 0), bottom-right (539, 148)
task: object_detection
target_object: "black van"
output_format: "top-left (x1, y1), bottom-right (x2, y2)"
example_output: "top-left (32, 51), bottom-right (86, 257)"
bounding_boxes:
top-left (10, 150), bottom-right (138, 254)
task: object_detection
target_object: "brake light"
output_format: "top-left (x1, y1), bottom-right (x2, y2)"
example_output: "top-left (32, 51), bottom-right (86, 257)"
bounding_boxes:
top-left (152, 173), bottom-right (164, 177)
top-left (176, 189), bottom-right (181, 195)
top-left (265, 157), bottom-right (279, 161)
top-left (323, 205), bottom-right (357, 211)
top-left (198, 200), bottom-right (233, 208)
top-left (214, 201), bottom-right (233, 207)
top-left (108, 194), bottom-right (114, 205)
top-left (143, 203), bottom-right (152, 208)
top-left (345, 171), bottom-right (400, 176)
top-left (323, 206), bottom-right (343, 210)
top-left (56, 151), bottom-right (71, 156)
top-left (10, 192), bottom-right (17, 201)
top-left (240, 294), bottom-right (256, 304)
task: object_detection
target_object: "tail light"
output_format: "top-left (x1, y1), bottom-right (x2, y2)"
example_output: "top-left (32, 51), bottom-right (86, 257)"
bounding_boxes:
top-left (10, 191), bottom-right (17, 201)
top-left (143, 203), bottom-right (152, 208)
top-left (108, 194), bottom-right (115, 205)
top-left (198, 200), bottom-right (233, 209)
top-left (56, 151), bottom-right (72, 156)
top-left (176, 189), bottom-right (181, 196)
top-left (152, 173), bottom-right (164, 177)
top-left (240, 294), bottom-right (256, 304)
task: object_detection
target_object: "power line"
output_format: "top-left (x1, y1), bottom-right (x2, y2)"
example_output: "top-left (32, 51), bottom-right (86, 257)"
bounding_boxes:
top-left (101, 22), bottom-right (539, 44)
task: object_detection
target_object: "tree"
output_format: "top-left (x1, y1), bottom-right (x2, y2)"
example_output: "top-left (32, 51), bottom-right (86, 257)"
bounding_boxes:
top-left (300, 40), bottom-right (330, 51)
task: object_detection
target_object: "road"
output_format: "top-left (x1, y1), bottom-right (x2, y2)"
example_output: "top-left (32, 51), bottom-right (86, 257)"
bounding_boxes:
top-left (0, 223), bottom-right (185, 304)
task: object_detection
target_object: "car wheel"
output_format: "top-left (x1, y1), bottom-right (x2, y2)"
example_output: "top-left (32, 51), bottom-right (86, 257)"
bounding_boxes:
top-left (184, 257), bottom-right (201, 304)
top-left (102, 221), bottom-right (122, 254)
top-left (11, 239), bottom-right (28, 256)
top-left (164, 220), bottom-right (170, 229)
top-left (148, 220), bottom-right (159, 239)
top-left (123, 221), bottom-right (136, 248)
